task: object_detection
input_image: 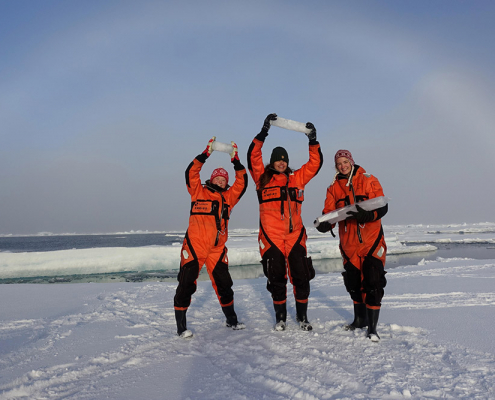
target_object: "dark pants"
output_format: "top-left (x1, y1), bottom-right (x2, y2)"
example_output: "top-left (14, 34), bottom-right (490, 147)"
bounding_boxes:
top-left (174, 235), bottom-right (234, 310)
top-left (261, 228), bottom-right (315, 303)
top-left (342, 255), bottom-right (387, 307)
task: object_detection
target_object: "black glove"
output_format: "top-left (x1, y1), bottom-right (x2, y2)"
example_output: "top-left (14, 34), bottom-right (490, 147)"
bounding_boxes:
top-left (315, 221), bottom-right (336, 237)
top-left (346, 205), bottom-right (375, 223)
top-left (306, 122), bottom-right (317, 142)
top-left (315, 221), bottom-right (331, 233)
top-left (261, 113), bottom-right (277, 134)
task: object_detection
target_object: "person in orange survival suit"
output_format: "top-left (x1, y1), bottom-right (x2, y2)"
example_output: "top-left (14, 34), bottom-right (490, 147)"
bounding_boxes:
top-left (247, 113), bottom-right (323, 331)
top-left (174, 137), bottom-right (248, 338)
top-left (316, 149), bottom-right (388, 341)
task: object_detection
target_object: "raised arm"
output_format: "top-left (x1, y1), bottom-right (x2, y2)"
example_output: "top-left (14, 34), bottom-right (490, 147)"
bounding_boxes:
top-left (185, 137), bottom-right (215, 196)
top-left (247, 113), bottom-right (277, 186)
top-left (226, 141), bottom-right (248, 207)
top-left (295, 122), bottom-right (323, 185)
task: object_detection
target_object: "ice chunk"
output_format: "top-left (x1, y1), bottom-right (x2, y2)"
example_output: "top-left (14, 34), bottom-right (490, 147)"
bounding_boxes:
top-left (270, 117), bottom-right (311, 134)
top-left (211, 141), bottom-right (233, 154)
top-left (314, 196), bottom-right (390, 226)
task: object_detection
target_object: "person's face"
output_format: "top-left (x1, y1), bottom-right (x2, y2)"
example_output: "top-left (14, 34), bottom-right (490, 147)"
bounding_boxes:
top-left (212, 176), bottom-right (227, 188)
top-left (273, 160), bottom-right (287, 173)
top-left (336, 157), bottom-right (352, 176)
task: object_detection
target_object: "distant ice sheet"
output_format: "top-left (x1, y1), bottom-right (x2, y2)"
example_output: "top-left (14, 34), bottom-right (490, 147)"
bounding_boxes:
top-left (386, 222), bottom-right (495, 244)
top-left (2, 222), bottom-right (495, 281)
top-left (0, 230), bottom-right (431, 281)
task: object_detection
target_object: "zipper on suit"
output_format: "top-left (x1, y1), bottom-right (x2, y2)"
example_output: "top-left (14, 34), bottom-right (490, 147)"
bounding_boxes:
top-left (350, 182), bottom-right (363, 243)
top-left (286, 177), bottom-right (293, 233)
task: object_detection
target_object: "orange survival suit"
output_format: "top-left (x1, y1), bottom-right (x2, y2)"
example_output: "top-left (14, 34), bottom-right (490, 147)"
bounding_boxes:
top-left (323, 165), bottom-right (387, 308)
top-left (247, 133), bottom-right (323, 305)
top-left (174, 152), bottom-right (248, 311)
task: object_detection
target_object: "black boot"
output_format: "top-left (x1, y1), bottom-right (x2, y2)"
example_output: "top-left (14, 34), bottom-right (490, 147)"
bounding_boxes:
top-left (366, 308), bottom-right (380, 341)
top-left (343, 303), bottom-right (368, 331)
top-left (273, 302), bottom-right (287, 331)
top-left (295, 301), bottom-right (312, 331)
top-left (175, 309), bottom-right (193, 338)
top-left (222, 304), bottom-right (245, 330)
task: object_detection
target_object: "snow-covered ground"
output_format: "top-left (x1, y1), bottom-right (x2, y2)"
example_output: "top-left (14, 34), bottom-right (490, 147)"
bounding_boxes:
top-left (1, 223), bottom-right (495, 399)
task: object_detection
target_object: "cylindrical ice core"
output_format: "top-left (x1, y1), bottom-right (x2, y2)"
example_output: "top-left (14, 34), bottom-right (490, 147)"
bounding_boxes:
top-left (212, 141), bottom-right (233, 154)
top-left (314, 197), bottom-right (390, 226)
top-left (270, 117), bottom-right (311, 134)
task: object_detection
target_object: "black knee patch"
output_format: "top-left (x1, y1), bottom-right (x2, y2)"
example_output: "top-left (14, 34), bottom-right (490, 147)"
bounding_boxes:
top-left (174, 259), bottom-right (200, 308)
top-left (304, 256), bottom-right (315, 281)
top-left (362, 256), bottom-right (387, 306)
top-left (261, 247), bottom-right (286, 282)
top-left (212, 259), bottom-right (234, 305)
top-left (363, 256), bottom-right (387, 290)
top-left (261, 247), bottom-right (287, 302)
top-left (177, 259), bottom-right (199, 284)
top-left (287, 243), bottom-right (313, 300)
top-left (341, 263), bottom-right (362, 303)
top-left (288, 243), bottom-right (315, 281)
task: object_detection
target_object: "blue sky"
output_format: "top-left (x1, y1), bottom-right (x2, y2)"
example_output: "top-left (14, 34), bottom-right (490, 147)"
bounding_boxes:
top-left (1, 0), bottom-right (494, 234)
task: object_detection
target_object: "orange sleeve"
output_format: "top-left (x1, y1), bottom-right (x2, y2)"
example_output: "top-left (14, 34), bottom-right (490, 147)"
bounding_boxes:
top-left (295, 143), bottom-right (323, 186)
top-left (185, 157), bottom-right (205, 198)
top-left (226, 167), bottom-right (248, 208)
top-left (323, 183), bottom-right (338, 214)
top-left (364, 174), bottom-right (385, 199)
top-left (247, 138), bottom-right (266, 187)
top-left (322, 185), bottom-right (338, 228)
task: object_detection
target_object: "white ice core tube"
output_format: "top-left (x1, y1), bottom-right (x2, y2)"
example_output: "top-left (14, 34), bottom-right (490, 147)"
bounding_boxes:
top-left (314, 196), bottom-right (390, 226)
top-left (270, 117), bottom-right (311, 134)
top-left (211, 141), bottom-right (233, 154)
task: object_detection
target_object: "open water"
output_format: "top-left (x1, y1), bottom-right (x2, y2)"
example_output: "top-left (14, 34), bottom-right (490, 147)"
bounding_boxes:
top-left (0, 233), bottom-right (182, 253)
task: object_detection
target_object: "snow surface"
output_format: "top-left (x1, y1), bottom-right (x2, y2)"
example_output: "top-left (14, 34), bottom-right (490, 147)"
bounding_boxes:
top-left (1, 223), bottom-right (495, 399)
